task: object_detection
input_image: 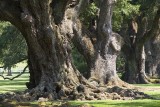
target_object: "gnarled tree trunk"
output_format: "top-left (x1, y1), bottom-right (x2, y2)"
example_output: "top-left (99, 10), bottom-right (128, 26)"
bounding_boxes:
top-left (0, 0), bottom-right (97, 100)
top-left (89, 33), bottom-right (124, 86)
top-left (19, 1), bottom-right (86, 100)
top-left (89, 0), bottom-right (126, 86)
top-left (72, 0), bottom-right (126, 86)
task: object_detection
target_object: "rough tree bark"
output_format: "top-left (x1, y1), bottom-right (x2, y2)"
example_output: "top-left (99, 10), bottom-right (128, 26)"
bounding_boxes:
top-left (121, 18), bottom-right (149, 84)
top-left (72, 0), bottom-right (126, 86)
top-left (0, 0), bottom-right (98, 100)
top-left (91, 0), bottom-right (124, 86)
top-left (122, 43), bottom-right (149, 84)
top-left (121, 7), bottom-right (160, 84)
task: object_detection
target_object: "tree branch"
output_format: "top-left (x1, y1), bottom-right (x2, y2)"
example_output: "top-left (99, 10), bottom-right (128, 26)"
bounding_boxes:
top-left (0, 66), bottom-right (4, 68)
top-left (139, 7), bottom-right (160, 46)
top-left (0, 65), bottom-right (28, 80)
top-left (72, 23), bottom-right (95, 66)
top-left (98, 0), bottom-right (115, 40)
top-left (0, 0), bottom-right (22, 27)
top-left (74, 0), bottom-right (89, 16)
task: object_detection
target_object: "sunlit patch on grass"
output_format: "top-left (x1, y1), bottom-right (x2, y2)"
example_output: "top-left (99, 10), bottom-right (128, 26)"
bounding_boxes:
top-left (134, 84), bottom-right (160, 87)
top-left (0, 63), bottom-right (29, 93)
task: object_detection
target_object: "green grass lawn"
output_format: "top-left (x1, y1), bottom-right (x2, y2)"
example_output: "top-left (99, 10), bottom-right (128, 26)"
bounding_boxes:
top-left (70, 99), bottom-right (160, 107)
top-left (0, 72), bottom-right (29, 91)
top-left (135, 84), bottom-right (160, 87)
top-left (134, 84), bottom-right (160, 99)
top-left (0, 62), bottom-right (29, 93)
top-left (0, 65), bottom-right (160, 107)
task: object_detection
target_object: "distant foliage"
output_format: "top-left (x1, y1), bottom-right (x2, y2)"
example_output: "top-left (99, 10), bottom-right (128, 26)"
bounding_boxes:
top-left (113, 0), bottom-right (140, 31)
top-left (0, 22), bottom-right (27, 68)
top-left (80, 0), bottom-right (140, 31)
top-left (72, 47), bottom-right (89, 78)
top-left (116, 54), bottom-right (125, 73)
top-left (80, 2), bottom-right (98, 26)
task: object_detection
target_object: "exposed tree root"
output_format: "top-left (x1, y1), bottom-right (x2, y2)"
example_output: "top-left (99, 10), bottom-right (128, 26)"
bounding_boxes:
top-left (90, 75), bottom-right (135, 90)
top-left (106, 77), bottom-right (134, 88)
top-left (0, 83), bottom-right (152, 102)
top-left (0, 69), bottom-right (151, 102)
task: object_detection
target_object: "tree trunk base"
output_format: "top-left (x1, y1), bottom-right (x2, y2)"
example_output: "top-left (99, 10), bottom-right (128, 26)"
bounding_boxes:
top-left (122, 72), bottom-right (150, 84)
top-left (106, 78), bottom-right (134, 89)
top-left (90, 74), bottom-right (134, 89)
top-left (0, 82), bottom-right (152, 102)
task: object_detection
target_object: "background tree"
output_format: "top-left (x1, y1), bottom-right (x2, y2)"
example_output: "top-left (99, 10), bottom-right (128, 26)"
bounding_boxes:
top-left (121, 0), bottom-right (160, 83)
top-left (144, 0), bottom-right (160, 78)
top-left (145, 33), bottom-right (160, 78)
top-left (0, 22), bottom-right (27, 76)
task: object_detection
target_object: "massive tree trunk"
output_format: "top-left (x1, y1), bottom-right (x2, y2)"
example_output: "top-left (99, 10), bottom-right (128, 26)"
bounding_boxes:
top-left (89, 0), bottom-right (126, 86)
top-left (89, 33), bottom-right (124, 86)
top-left (0, 0), bottom-right (97, 100)
top-left (19, 1), bottom-right (86, 100)
top-left (72, 0), bottom-right (126, 86)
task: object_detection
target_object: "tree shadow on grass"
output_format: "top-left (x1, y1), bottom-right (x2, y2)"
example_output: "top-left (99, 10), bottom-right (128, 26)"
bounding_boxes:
top-left (86, 100), bottom-right (160, 107)
top-left (151, 94), bottom-right (160, 99)
top-left (0, 101), bottom-right (38, 107)
top-left (0, 101), bottom-right (74, 107)
top-left (2, 80), bottom-right (26, 85)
